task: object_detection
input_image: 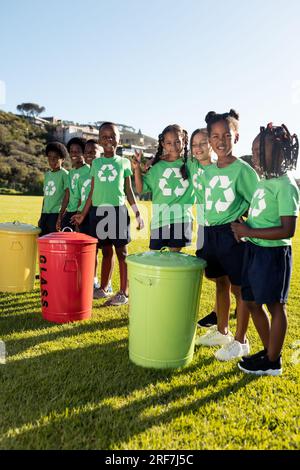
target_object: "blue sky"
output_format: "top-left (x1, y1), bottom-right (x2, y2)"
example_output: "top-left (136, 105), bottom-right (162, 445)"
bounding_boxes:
top-left (1, 0), bottom-right (300, 174)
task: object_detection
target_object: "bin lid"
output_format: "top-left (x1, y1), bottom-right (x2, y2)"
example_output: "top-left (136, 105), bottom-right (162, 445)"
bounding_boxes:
top-left (0, 221), bottom-right (41, 236)
top-left (38, 231), bottom-right (98, 245)
top-left (126, 251), bottom-right (207, 271)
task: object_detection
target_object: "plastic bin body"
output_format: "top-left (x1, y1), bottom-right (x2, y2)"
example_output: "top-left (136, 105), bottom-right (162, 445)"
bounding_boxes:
top-left (126, 251), bottom-right (206, 369)
top-left (0, 222), bottom-right (41, 293)
top-left (38, 232), bottom-right (98, 323)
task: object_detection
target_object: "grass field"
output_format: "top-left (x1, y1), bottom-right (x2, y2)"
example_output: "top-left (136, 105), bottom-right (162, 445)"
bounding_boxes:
top-left (0, 195), bottom-right (299, 450)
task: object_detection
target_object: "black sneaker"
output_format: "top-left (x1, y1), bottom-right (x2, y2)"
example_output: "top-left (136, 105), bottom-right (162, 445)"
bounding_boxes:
top-left (238, 354), bottom-right (282, 376)
top-left (197, 311), bottom-right (217, 328)
top-left (241, 348), bottom-right (268, 363)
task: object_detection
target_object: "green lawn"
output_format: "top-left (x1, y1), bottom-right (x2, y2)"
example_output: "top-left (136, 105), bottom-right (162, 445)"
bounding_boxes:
top-left (0, 195), bottom-right (299, 450)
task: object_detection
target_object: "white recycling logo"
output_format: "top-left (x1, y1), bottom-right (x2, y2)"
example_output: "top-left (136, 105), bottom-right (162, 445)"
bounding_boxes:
top-left (205, 175), bottom-right (235, 213)
top-left (159, 168), bottom-right (189, 197)
top-left (81, 178), bottom-right (91, 203)
top-left (249, 189), bottom-right (266, 218)
top-left (71, 173), bottom-right (80, 190)
top-left (193, 168), bottom-right (204, 191)
top-left (98, 164), bottom-right (118, 182)
top-left (45, 181), bottom-right (56, 196)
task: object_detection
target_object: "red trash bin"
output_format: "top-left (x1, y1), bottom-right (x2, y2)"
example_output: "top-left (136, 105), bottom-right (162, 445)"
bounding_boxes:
top-left (38, 230), bottom-right (98, 323)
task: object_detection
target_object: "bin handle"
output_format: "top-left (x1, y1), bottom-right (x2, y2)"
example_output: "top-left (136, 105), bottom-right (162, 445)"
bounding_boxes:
top-left (134, 276), bottom-right (156, 287)
top-left (160, 247), bottom-right (169, 253)
top-left (62, 227), bottom-right (73, 232)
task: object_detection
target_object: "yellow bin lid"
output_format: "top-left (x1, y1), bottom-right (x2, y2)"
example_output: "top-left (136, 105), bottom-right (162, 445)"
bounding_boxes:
top-left (0, 221), bottom-right (41, 236)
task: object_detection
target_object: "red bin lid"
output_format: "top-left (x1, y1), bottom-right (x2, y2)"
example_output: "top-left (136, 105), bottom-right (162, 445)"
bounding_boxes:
top-left (38, 231), bottom-right (98, 245)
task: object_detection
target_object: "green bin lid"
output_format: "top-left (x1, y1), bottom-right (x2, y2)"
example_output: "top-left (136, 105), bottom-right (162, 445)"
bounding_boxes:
top-left (126, 250), bottom-right (206, 271)
top-left (0, 221), bottom-right (41, 235)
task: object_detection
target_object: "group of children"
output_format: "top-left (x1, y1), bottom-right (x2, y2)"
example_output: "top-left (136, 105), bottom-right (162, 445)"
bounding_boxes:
top-left (38, 114), bottom-right (300, 376)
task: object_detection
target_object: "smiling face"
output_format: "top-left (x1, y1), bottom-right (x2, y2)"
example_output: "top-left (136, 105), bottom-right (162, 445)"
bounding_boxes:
top-left (191, 131), bottom-right (212, 165)
top-left (161, 131), bottom-right (184, 160)
top-left (209, 120), bottom-right (238, 161)
top-left (84, 142), bottom-right (101, 165)
top-left (99, 125), bottom-right (120, 157)
top-left (69, 143), bottom-right (84, 168)
top-left (47, 151), bottom-right (63, 171)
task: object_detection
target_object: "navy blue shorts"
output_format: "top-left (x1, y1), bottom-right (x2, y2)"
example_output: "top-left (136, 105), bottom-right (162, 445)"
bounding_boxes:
top-left (149, 222), bottom-right (193, 251)
top-left (78, 210), bottom-right (91, 236)
top-left (241, 242), bottom-right (292, 305)
top-left (61, 211), bottom-right (78, 232)
top-left (196, 222), bottom-right (245, 285)
top-left (39, 213), bottom-right (59, 237)
top-left (90, 205), bottom-right (131, 248)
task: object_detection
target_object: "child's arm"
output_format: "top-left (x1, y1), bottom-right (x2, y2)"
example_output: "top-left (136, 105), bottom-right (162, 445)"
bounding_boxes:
top-left (71, 178), bottom-right (94, 226)
top-left (125, 176), bottom-right (144, 230)
top-left (132, 150), bottom-right (143, 194)
top-left (56, 188), bottom-right (70, 231)
top-left (231, 216), bottom-right (297, 242)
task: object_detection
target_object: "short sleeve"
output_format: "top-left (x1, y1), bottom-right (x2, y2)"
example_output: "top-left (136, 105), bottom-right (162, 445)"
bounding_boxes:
top-left (124, 158), bottom-right (133, 178)
top-left (237, 164), bottom-right (260, 204)
top-left (63, 171), bottom-right (69, 190)
top-left (278, 182), bottom-right (300, 216)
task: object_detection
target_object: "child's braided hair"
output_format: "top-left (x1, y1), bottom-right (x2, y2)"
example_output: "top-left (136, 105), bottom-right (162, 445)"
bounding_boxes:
top-left (205, 109), bottom-right (239, 136)
top-left (151, 124), bottom-right (189, 180)
top-left (258, 123), bottom-right (299, 178)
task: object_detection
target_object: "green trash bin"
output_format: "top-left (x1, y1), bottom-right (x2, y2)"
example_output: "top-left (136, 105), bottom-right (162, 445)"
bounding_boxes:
top-left (126, 250), bottom-right (207, 369)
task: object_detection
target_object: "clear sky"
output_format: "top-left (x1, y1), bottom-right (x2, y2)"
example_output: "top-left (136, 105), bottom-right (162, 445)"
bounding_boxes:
top-left (1, 0), bottom-right (300, 174)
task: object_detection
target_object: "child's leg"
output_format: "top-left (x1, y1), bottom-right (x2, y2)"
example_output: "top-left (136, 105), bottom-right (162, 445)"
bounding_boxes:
top-left (266, 302), bottom-right (287, 361)
top-left (245, 300), bottom-right (270, 349)
top-left (216, 276), bottom-right (231, 334)
top-left (115, 245), bottom-right (128, 295)
top-left (231, 285), bottom-right (250, 344)
top-left (101, 245), bottom-right (115, 291)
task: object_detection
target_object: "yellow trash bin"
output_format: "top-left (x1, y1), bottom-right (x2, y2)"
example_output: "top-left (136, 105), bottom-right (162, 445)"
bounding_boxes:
top-left (0, 221), bottom-right (41, 293)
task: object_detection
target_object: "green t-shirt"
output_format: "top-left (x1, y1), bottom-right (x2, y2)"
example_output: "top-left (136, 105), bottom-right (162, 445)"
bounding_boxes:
top-left (142, 159), bottom-right (195, 229)
top-left (67, 164), bottom-right (90, 212)
top-left (247, 174), bottom-right (300, 247)
top-left (188, 158), bottom-right (212, 225)
top-left (203, 158), bottom-right (259, 226)
top-left (42, 168), bottom-right (69, 214)
top-left (91, 155), bottom-right (132, 206)
top-left (74, 166), bottom-right (92, 212)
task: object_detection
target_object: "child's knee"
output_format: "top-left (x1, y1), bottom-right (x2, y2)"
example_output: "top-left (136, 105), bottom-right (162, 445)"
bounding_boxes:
top-left (102, 245), bottom-right (114, 259)
top-left (116, 246), bottom-right (128, 260)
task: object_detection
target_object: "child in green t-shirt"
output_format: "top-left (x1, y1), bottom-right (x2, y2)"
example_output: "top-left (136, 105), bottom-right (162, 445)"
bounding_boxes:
top-left (57, 137), bottom-right (88, 232)
top-left (190, 128), bottom-right (232, 331)
top-left (231, 123), bottom-right (300, 376)
top-left (73, 122), bottom-right (144, 306)
top-left (38, 142), bottom-right (69, 236)
top-left (195, 110), bottom-right (260, 363)
top-left (132, 124), bottom-right (194, 251)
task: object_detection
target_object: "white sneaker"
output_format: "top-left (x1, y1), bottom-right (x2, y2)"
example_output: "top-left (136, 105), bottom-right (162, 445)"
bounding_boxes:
top-left (93, 288), bottom-right (111, 299)
top-left (107, 291), bottom-right (128, 306)
top-left (195, 326), bottom-right (234, 347)
top-left (94, 279), bottom-right (100, 289)
top-left (215, 339), bottom-right (250, 361)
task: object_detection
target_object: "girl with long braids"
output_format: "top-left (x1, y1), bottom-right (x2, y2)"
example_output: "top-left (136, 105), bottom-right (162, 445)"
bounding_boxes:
top-left (195, 110), bottom-right (260, 362)
top-left (132, 124), bottom-right (195, 252)
top-left (232, 123), bottom-right (299, 376)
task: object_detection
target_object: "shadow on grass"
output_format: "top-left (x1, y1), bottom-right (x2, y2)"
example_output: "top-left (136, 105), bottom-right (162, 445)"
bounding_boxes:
top-left (0, 335), bottom-right (255, 449)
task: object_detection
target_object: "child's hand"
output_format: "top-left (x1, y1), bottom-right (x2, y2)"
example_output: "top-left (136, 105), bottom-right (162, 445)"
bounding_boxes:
top-left (231, 221), bottom-right (250, 242)
top-left (136, 212), bottom-right (144, 230)
top-left (56, 215), bottom-right (62, 231)
top-left (71, 213), bottom-right (84, 226)
top-left (131, 150), bottom-right (142, 170)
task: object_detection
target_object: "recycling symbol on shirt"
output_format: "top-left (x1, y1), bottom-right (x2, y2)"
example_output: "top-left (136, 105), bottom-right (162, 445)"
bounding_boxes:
top-left (71, 173), bottom-right (80, 191)
top-left (205, 175), bottom-right (235, 213)
top-left (45, 181), bottom-right (56, 196)
top-left (98, 164), bottom-right (118, 182)
top-left (159, 168), bottom-right (189, 197)
top-left (193, 168), bottom-right (204, 191)
top-left (81, 178), bottom-right (91, 203)
top-left (248, 189), bottom-right (266, 218)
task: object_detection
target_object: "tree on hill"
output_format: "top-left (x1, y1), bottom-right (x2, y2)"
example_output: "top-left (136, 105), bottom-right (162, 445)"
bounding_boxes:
top-left (16, 103), bottom-right (46, 118)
